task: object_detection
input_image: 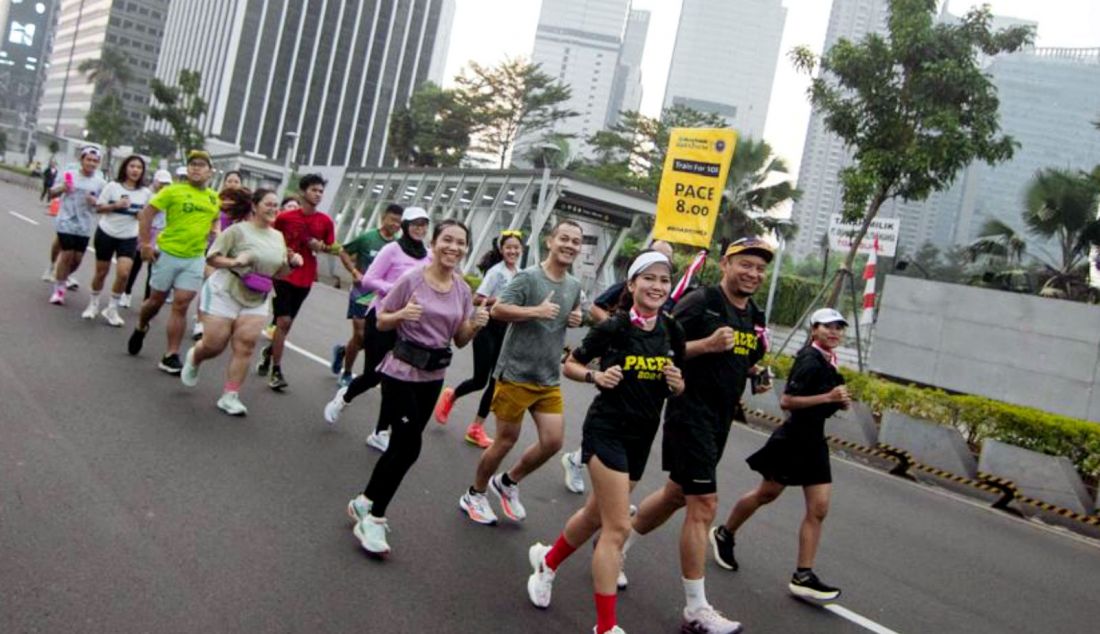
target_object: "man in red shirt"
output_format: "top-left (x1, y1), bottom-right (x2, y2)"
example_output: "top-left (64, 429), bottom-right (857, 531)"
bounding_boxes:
top-left (258, 173), bottom-right (336, 390)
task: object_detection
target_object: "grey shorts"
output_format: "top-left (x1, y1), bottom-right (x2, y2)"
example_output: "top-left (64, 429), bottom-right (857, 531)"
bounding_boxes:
top-left (150, 252), bottom-right (205, 293)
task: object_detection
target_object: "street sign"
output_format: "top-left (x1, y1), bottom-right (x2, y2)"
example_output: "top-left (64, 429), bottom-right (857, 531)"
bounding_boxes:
top-left (828, 214), bottom-right (899, 257)
top-left (652, 127), bottom-right (737, 248)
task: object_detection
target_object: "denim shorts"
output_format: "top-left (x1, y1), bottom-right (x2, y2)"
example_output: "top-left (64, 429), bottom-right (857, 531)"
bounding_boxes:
top-left (149, 252), bottom-right (205, 292)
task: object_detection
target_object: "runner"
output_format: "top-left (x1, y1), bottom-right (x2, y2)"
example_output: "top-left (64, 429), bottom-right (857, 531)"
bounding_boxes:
top-left (255, 174), bottom-right (335, 391)
top-left (41, 159), bottom-right (58, 201)
top-left (261, 196), bottom-right (302, 341)
top-left (82, 155), bottom-right (150, 326)
top-left (619, 237), bottom-right (774, 634)
top-left (563, 239), bottom-right (675, 494)
top-left (432, 229), bottom-right (524, 448)
top-left (524, 251), bottom-right (685, 634)
top-left (710, 307), bottom-right (849, 602)
top-left (193, 170), bottom-right (247, 341)
top-left (121, 169), bottom-right (173, 308)
top-left (346, 219), bottom-right (489, 556)
top-left (47, 146), bottom-right (106, 305)
top-left (180, 189), bottom-right (304, 415)
top-left (321, 207), bottom-right (432, 452)
top-left (330, 203), bottom-right (403, 387)
top-left (458, 220), bottom-right (584, 525)
top-left (126, 150), bottom-right (220, 374)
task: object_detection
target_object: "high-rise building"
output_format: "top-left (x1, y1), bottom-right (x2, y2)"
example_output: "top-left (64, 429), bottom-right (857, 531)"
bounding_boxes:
top-left (606, 8), bottom-right (648, 125)
top-left (0, 0), bottom-right (60, 135)
top-left (151, 0), bottom-right (453, 168)
top-left (37, 0), bottom-right (170, 138)
top-left (662, 0), bottom-right (785, 140)
top-left (526, 0), bottom-right (632, 160)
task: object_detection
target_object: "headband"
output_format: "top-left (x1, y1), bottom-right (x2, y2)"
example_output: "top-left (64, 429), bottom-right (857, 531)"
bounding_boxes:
top-left (627, 251), bottom-right (671, 280)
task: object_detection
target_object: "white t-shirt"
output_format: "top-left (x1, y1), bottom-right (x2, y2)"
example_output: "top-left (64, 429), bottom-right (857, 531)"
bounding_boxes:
top-left (476, 261), bottom-right (518, 299)
top-left (96, 182), bottom-right (152, 239)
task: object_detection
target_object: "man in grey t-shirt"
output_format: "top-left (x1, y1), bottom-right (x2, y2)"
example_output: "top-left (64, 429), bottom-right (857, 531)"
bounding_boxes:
top-left (460, 220), bottom-right (584, 525)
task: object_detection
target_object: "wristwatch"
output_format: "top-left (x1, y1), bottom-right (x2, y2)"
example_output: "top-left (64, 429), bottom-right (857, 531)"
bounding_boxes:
top-left (585, 371), bottom-right (595, 384)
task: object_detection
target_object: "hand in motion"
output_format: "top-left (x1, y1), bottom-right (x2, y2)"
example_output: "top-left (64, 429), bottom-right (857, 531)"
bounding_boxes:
top-left (288, 252), bottom-right (304, 268)
top-left (402, 296), bottom-right (423, 322)
top-left (708, 326), bottom-right (736, 353)
top-left (140, 245), bottom-right (157, 263)
top-left (827, 385), bottom-right (851, 409)
top-left (233, 252), bottom-right (255, 267)
top-left (595, 365), bottom-right (623, 390)
top-left (471, 305), bottom-right (490, 329)
top-left (567, 307), bottom-right (583, 328)
top-left (534, 291), bottom-right (560, 320)
top-left (663, 361), bottom-right (684, 395)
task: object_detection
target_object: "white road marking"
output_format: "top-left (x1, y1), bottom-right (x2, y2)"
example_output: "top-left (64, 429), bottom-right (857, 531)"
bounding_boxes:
top-left (824, 604), bottom-right (902, 634)
top-left (8, 211), bottom-right (40, 225)
top-left (285, 340), bottom-right (331, 368)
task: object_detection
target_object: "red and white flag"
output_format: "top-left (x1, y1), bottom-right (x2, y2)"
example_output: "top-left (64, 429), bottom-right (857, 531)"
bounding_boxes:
top-left (860, 238), bottom-right (878, 326)
top-left (671, 249), bottom-right (708, 302)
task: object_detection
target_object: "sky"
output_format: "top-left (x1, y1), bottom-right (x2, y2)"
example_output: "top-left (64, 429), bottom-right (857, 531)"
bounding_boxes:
top-left (441, 0), bottom-right (1100, 180)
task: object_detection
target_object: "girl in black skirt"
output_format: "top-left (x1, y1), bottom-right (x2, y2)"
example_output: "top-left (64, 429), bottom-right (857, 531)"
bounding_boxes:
top-left (710, 307), bottom-right (851, 603)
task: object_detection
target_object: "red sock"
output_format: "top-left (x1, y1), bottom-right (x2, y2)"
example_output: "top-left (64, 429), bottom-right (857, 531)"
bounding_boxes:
top-left (595, 592), bottom-right (617, 633)
top-left (543, 533), bottom-right (577, 571)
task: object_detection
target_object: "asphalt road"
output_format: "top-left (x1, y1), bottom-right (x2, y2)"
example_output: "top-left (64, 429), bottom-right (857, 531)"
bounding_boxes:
top-left (2, 181), bottom-right (1098, 634)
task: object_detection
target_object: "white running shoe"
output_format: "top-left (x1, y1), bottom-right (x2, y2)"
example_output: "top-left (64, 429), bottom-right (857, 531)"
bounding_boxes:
top-left (681, 604), bottom-right (743, 634)
top-left (459, 490), bottom-right (498, 525)
top-left (618, 552), bottom-right (629, 590)
top-left (192, 320), bottom-right (204, 341)
top-left (324, 386), bottom-right (348, 425)
top-left (49, 288), bottom-right (65, 305)
top-left (594, 627), bottom-right (626, 634)
top-left (366, 429), bottom-right (391, 452)
top-left (526, 542), bottom-right (555, 608)
top-left (346, 494), bottom-right (372, 523)
top-left (118, 293), bottom-right (131, 309)
top-left (180, 348), bottom-right (200, 387)
top-left (216, 391), bottom-right (248, 416)
top-left (102, 305), bottom-right (124, 327)
top-left (562, 449), bottom-right (586, 494)
top-left (41, 266), bottom-right (55, 282)
top-left (490, 473), bottom-right (526, 521)
top-left (81, 299), bottom-right (99, 320)
top-left (65, 276), bottom-right (79, 290)
top-left (353, 516), bottom-right (390, 555)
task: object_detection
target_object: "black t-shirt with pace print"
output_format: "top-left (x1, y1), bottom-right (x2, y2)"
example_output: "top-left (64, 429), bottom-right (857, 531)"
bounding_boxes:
top-left (571, 312), bottom-right (687, 439)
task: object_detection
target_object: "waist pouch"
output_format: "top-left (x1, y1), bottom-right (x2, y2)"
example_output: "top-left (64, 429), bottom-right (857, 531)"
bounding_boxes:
top-left (234, 271), bottom-right (274, 294)
top-left (393, 338), bottom-right (453, 371)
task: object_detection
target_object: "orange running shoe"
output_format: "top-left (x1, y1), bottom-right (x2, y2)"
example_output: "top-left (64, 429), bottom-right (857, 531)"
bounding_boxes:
top-left (434, 387), bottom-right (456, 424)
top-left (464, 422), bottom-right (493, 448)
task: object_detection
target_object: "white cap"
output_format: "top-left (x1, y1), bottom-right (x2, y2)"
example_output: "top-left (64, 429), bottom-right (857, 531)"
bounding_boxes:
top-left (174, 166), bottom-right (187, 176)
top-left (810, 307), bottom-right (848, 326)
top-left (402, 206), bottom-right (429, 223)
top-left (154, 169), bottom-right (173, 184)
top-left (627, 251), bottom-right (671, 280)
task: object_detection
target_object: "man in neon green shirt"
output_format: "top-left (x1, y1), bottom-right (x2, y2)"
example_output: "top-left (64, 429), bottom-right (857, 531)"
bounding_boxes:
top-left (127, 150), bottom-right (220, 374)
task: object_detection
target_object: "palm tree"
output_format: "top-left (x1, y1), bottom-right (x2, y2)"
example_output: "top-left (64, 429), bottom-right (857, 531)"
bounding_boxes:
top-left (79, 48), bottom-right (133, 96)
top-left (715, 136), bottom-right (800, 248)
top-left (966, 218), bottom-right (1027, 266)
top-left (1021, 168), bottom-right (1100, 296)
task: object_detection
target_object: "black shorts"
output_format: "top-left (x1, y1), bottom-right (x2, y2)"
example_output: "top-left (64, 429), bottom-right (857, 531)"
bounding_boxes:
top-left (93, 229), bottom-right (138, 262)
top-left (661, 416), bottom-right (732, 496)
top-left (581, 425), bottom-right (659, 483)
top-left (746, 436), bottom-right (832, 486)
top-left (347, 292), bottom-right (371, 320)
top-left (56, 232), bottom-right (90, 252)
top-left (272, 280), bottom-right (312, 319)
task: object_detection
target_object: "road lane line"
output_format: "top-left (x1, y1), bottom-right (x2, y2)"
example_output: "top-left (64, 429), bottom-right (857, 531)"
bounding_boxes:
top-left (9, 211), bottom-right (40, 225)
top-left (824, 604), bottom-right (902, 634)
top-left (285, 340), bottom-right (331, 368)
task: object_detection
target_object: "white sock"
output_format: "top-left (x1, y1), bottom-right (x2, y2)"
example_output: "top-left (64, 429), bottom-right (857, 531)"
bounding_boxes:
top-left (683, 577), bottom-right (708, 612)
top-left (89, 291), bottom-right (100, 304)
top-left (622, 529), bottom-right (640, 555)
top-left (109, 293), bottom-right (120, 308)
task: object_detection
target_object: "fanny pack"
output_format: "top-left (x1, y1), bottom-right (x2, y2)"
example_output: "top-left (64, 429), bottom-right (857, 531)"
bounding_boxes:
top-left (233, 271), bottom-right (274, 295)
top-left (393, 338), bottom-right (453, 371)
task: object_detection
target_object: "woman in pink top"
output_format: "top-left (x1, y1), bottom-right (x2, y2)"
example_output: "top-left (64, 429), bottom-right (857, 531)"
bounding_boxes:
top-left (323, 207), bottom-right (431, 448)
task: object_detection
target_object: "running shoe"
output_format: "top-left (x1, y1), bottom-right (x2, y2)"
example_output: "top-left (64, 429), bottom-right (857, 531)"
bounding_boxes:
top-left (256, 346), bottom-right (272, 376)
top-left (526, 542), bottom-right (555, 608)
top-left (330, 344), bottom-right (346, 375)
top-left (127, 326), bottom-right (147, 355)
top-left (353, 516), bottom-right (390, 556)
top-left (618, 552), bottom-right (629, 590)
top-left (681, 605), bottom-right (743, 634)
top-left (101, 305), bottom-right (124, 327)
top-left (561, 449), bottom-right (586, 494)
top-left (324, 386), bottom-right (349, 425)
top-left (118, 293), bottom-right (131, 309)
top-left (459, 489), bottom-right (498, 525)
top-left (268, 366), bottom-right (288, 391)
top-left (158, 353), bottom-right (183, 375)
top-left (41, 265), bottom-right (55, 282)
top-left (594, 627), bottom-right (626, 634)
top-left (433, 387), bottom-right (456, 424)
top-left (65, 276), bottom-right (79, 290)
top-left (49, 288), bottom-right (65, 305)
top-left (709, 526), bottom-right (738, 571)
top-left (165, 290), bottom-right (173, 304)
top-left (180, 348), bottom-right (200, 387)
top-left (490, 473), bottom-right (526, 521)
top-left (216, 391), bottom-right (248, 416)
top-left (81, 299), bottom-right (99, 320)
top-left (365, 429), bottom-right (390, 452)
top-left (191, 320), bottom-right (203, 342)
top-left (464, 422), bottom-right (493, 449)
top-left (337, 371), bottom-right (354, 388)
top-left (788, 570), bottom-right (841, 602)
top-left (346, 494), bottom-right (372, 523)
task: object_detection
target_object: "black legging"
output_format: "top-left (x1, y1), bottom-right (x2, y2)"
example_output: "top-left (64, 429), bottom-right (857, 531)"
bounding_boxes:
top-left (124, 256), bottom-right (152, 298)
top-left (343, 309), bottom-right (397, 426)
top-left (451, 319), bottom-right (507, 419)
top-left (364, 376), bottom-right (443, 517)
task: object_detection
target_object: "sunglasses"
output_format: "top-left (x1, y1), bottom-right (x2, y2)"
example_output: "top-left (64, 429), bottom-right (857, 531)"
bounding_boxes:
top-left (500, 230), bottom-right (523, 239)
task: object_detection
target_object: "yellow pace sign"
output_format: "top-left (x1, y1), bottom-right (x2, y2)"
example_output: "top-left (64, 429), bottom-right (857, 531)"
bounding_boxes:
top-left (652, 127), bottom-right (737, 248)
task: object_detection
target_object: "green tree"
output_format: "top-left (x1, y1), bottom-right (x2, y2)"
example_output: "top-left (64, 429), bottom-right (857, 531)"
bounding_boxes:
top-left (78, 49), bottom-right (133, 96)
top-left (47, 140), bottom-right (60, 157)
top-left (0, 130), bottom-right (7, 157)
top-left (1021, 168), bottom-right (1100, 296)
top-left (791, 0), bottom-right (1033, 305)
top-left (387, 82), bottom-right (475, 167)
top-left (454, 58), bottom-right (577, 168)
top-left (148, 69), bottom-right (208, 159)
top-left (84, 94), bottom-right (130, 171)
top-left (134, 130), bottom-right (177, 158)
top-left (717, 136), bottom-right (800, 247)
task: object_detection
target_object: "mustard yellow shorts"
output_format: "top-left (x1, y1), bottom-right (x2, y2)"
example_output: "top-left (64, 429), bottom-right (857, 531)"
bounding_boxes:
top-left (491, 380), bottom-right (564, 423)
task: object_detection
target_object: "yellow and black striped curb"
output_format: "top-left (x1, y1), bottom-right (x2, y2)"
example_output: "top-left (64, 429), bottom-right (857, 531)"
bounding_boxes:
top-left (742, 405), bottom-right (1100, 528)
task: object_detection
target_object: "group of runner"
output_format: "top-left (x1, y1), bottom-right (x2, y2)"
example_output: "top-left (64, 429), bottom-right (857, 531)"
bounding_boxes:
top-left (42, 146), bottom-right (853, 634)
